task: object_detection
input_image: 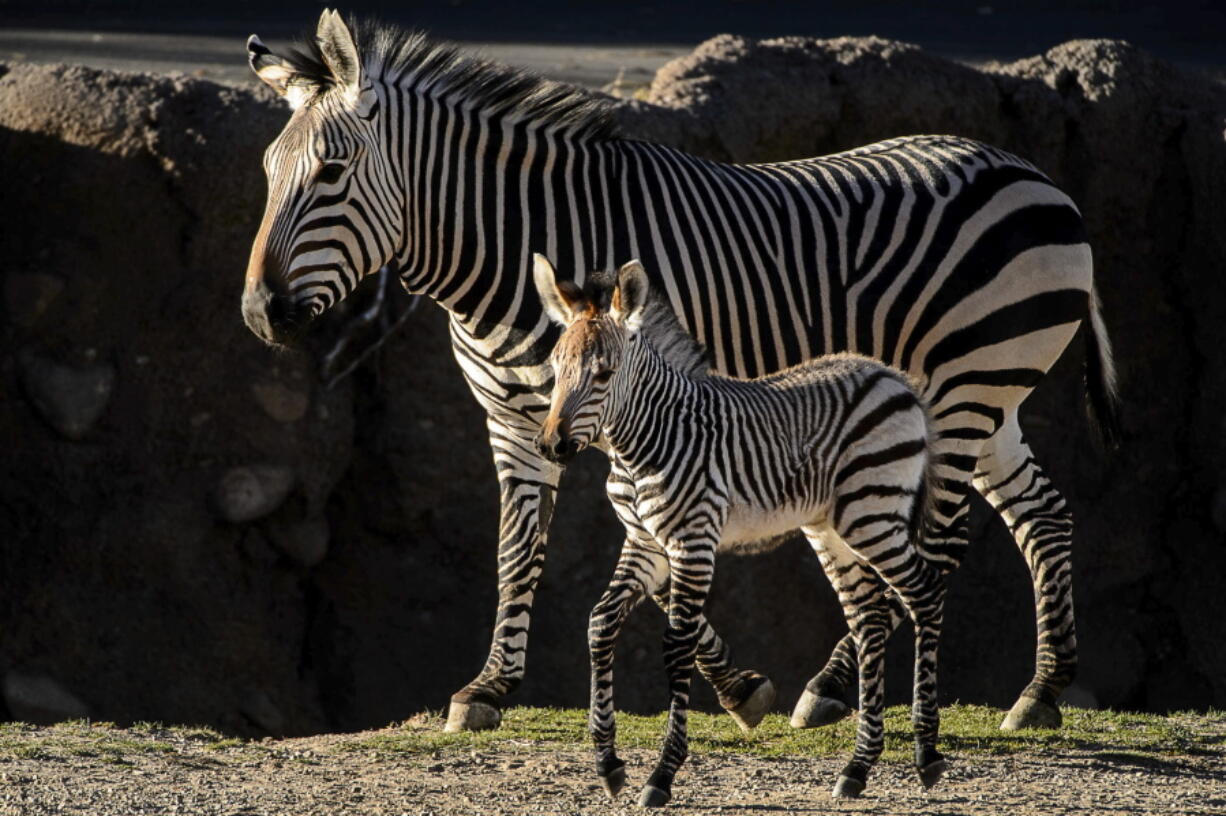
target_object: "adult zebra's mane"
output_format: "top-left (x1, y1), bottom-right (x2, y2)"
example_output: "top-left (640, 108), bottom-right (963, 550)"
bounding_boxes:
top-left (581, 270), bottom-right (711, 380)
top-left (283, 17), bottom-right (619, 140)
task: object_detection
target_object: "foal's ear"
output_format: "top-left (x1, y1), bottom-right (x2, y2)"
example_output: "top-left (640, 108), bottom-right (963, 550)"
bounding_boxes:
top-left (533, 254), bottom-right (586, 326)
top-left (248, 35), bottom-right (317, 110)
top-left (612, 260), bottom-right (649, 331)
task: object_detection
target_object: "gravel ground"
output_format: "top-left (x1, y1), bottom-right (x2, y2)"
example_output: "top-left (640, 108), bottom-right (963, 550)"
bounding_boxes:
top-left (0, 722), bottom-right (1223, 816)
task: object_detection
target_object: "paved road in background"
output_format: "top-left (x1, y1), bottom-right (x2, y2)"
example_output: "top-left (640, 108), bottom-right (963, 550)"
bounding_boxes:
top-left (2, 1), bottom-right (1223, 90)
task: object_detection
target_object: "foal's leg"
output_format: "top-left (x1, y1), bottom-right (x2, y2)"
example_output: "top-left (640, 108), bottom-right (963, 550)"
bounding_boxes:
top-left (588, 536), bottom-right (669, 799)
top-left (803, 525), bottom-right (891, 798)
top-left (608, 460), bottom-right (774, 729)
top-left (831, 501), bottom-right (951, 791)
top-left (648, 590), bottom-right (776, 730)
top-left (881, 558), bottom-right (948, 788)
top-left (792, 458), bottom-right (972, 729)
top-left (639, 533), bottom-right (719, 808)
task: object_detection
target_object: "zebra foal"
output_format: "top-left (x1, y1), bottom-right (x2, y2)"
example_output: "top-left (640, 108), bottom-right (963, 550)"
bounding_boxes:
top-left (533, 255), bottom-right (949, 806)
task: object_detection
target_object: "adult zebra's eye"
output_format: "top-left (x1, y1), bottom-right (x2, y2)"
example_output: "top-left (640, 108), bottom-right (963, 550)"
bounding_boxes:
top-left (593, 369), bottom-right (614, 384)
top-left (316, 161), bottom-right (346, 185)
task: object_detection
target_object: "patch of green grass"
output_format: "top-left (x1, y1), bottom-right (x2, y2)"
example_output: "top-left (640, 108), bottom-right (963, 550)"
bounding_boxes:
top-left (0, 719), bottom-right (178, 764)
top-left (340, 705), bottom-right (1226, 764)
top-left (203, 738), bottom-right (244, 752)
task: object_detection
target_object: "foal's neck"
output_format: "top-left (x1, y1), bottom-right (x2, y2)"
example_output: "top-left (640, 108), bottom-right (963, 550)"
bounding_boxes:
top-left (604, 335), bottom-right (709, 460)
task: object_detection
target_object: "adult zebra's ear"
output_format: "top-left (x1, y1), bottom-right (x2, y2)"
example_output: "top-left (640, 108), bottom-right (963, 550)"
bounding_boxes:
top-left (533, 254), bottom-right (586, 326)
top-left (612, 260), bottom-right (649, 332)
top-left (248, 35), bottom-right (316, 110)
top-left (316, 10), bottom-right (379, 118)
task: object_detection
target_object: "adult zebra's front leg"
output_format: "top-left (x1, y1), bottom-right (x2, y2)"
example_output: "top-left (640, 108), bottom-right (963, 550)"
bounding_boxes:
top-left (445, 430), bottom-right (564, 732)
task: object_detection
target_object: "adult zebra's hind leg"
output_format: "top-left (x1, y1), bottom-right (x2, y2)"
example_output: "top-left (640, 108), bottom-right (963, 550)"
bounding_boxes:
top-left (790, 594), bottom-right (905, 729)
top-left (974, 416), bottom-right (1076, 730)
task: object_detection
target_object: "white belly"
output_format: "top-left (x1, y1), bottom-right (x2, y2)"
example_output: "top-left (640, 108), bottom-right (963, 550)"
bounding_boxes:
top-left (720, 501), bottom-right (824, 553)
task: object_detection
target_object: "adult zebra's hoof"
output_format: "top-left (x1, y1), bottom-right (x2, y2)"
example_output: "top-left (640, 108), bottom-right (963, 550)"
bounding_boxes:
top-left (1000, 696), bottom-right (1061, 731)
top-left (832, 774), bottom-right (865, 799)
top-left (599, 760), bottom-right (626, 799)
top-left (727, 676), bottom-right (776, 732)
top-left (789, 690), bottom-right (849, 729)
top-left (637, 784), bottom-right (671, 808)
top-left (918, 757), bottom-right (948, 789)
top-left (444, 699), bottom-right (501, 732)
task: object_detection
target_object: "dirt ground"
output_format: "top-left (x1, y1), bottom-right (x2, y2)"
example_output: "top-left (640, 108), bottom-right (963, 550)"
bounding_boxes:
top-left (0, 724), bottom-right (1222, 816)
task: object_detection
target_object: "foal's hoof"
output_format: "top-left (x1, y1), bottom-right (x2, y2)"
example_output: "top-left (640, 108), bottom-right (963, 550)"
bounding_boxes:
top-left (790, 690), bottom-right (849, 729)
top-left (918, 757), bottom-right (948, 789)
top-left (832, 774), bottom-right (865, 799)
top-left (728, 676), bottom-right (776, 732)
top-left (1000, 696), bottom-right (1061, 731)
top-left (599, 760), bottom-right (627, 799)
top-left (444, 699), bottom-right (501, 733)
top-left (638, 785), bottom-right (672, 808)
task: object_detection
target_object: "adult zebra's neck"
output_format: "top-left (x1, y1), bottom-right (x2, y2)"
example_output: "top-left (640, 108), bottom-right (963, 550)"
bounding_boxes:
top-left (392, 85), bottom-right (624, 341)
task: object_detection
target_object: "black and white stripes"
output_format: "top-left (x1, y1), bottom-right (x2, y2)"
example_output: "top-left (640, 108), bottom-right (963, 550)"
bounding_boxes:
top-left (241, 12), bottom-right (1119, 733)
top-left (534, 257), bottom-right (948, 805)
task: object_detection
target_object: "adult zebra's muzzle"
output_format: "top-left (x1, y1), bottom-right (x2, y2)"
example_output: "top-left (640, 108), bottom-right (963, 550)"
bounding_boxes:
top-left (242, 273), bottom-right (304, 347)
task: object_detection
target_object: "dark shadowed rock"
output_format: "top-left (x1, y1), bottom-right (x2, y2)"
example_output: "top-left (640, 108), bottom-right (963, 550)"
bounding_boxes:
top-left (213, 465), bottom-right (296, 523)
top-left (5, 272), bottom-right (64, 328)
top-left (17, 349), bottom-right (116, 439)
top-left (251, 381), bottom-right (311, 423)
top-left (3, 672), bottom-right (91, 724)
top-left (267, 516), bottom-right (331, 568)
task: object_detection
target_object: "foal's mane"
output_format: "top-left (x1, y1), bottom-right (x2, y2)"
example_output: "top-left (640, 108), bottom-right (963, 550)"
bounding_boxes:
top-left (283, 16), bottom-right (619, 141)
top-left (580, 269), bottom-right (711, 380)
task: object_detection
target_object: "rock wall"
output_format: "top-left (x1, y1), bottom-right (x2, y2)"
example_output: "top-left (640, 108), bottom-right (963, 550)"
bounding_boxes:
top-left (0, 37), bottom-right (1223, 734)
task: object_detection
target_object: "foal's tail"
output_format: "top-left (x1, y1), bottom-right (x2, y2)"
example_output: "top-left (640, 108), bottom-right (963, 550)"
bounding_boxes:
top-left (1084, 283), bottom-right (1122, 450)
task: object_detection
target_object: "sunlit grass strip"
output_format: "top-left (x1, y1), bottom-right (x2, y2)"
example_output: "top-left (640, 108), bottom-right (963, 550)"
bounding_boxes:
top-left (0, 706), bottom-right (1219, 766)
top-left (340, 704), bottom-right (1226, 762)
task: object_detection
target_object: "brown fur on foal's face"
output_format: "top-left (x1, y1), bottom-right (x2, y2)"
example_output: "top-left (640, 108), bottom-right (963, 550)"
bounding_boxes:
top-left (539, 309), bottom-right (625, 461)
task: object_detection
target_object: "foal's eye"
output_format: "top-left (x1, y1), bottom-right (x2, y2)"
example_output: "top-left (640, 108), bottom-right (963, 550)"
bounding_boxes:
top-left (593, 369), bottom-right (614, 384)
top-left (316, 161), bottom-right (346, 185)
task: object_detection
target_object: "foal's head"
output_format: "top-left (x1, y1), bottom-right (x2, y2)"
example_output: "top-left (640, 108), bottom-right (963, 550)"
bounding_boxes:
top-left (532, 255), bottom-right (649, 464)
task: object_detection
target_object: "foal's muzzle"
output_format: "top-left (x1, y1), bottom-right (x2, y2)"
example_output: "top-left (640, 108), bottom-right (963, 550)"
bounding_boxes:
top-left (535, 430), bottom-right (579, 464)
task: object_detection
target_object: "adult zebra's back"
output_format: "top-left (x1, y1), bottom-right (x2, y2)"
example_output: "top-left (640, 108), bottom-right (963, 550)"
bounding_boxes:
top-left (240, 12), bottom-right (1120, 733)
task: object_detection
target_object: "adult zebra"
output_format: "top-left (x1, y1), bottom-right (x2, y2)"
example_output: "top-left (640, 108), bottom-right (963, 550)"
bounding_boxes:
top-left (241, 11), bottom-right (1120, 733)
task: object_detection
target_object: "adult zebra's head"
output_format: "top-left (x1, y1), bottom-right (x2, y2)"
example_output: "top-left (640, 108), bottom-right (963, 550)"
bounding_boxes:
top-left (243, 11), bottom-right (398, 346)
top-left (533, 255), bottom-right (649, 464)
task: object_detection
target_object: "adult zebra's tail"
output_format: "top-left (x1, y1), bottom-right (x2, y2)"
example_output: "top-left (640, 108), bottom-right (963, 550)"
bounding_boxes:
top-left (1084, 284), bottom-right (1122, 450)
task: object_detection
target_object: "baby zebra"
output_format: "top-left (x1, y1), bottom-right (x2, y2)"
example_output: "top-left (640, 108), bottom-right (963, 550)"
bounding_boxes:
top-left (532, 255), bottom-right (950, 807)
